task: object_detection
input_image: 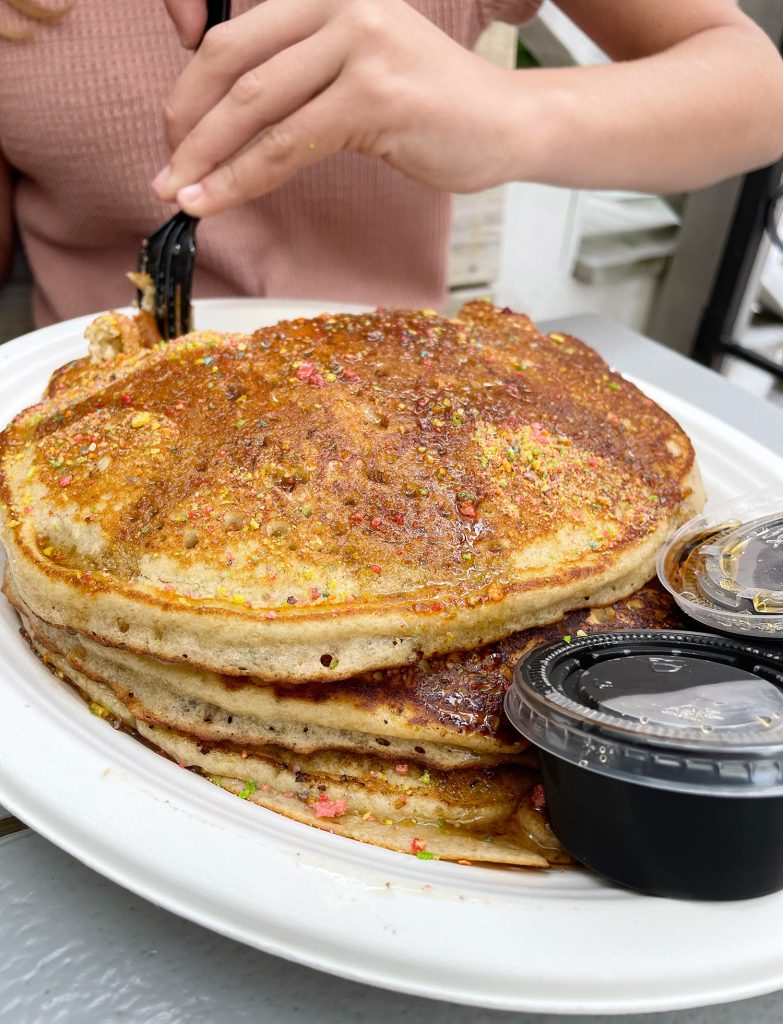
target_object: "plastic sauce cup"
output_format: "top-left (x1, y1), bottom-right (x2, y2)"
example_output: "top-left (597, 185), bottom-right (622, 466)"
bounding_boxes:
top-left (505, 631), bottom-right (783, 900)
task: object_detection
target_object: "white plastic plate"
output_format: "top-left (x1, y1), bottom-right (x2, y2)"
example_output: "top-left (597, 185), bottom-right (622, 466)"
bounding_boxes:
top-left (1, 299), bottom-right (782, 1015)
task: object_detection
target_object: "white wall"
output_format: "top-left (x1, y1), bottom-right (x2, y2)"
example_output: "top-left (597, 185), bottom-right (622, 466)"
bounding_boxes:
top-left (495, 182), bottom-right (661, 332)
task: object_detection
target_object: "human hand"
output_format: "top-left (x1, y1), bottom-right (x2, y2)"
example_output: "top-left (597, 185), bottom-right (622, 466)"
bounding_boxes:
top-left (163, 0), bottom-right (208, 49)
top-left (153, 0), bottom-right (525, 217)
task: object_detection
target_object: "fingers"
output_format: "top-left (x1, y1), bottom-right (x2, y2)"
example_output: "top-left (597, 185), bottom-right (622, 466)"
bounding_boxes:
top-left (156, 27), bottom-right (345, 201)
top-left (173, 86), bottom-right (351, 217)
top-left (163, 0), bottom-right (207, 49)
top-left (164, 0), bottom-right (328, 152)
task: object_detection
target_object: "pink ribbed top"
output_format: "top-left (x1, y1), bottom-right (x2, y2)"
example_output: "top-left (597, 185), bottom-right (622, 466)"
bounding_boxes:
top-left (0, 0), bottom-right (541, 325)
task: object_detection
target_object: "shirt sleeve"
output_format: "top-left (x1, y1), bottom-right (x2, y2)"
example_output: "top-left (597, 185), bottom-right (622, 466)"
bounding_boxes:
top-left (479, 0), bottom-right (544, 27)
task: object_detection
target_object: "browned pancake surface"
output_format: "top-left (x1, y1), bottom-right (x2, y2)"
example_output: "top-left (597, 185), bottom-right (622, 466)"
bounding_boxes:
top-left (0, 302), bottom-right (702, 681)
top-left (3, 303), bottom-right (693, 604)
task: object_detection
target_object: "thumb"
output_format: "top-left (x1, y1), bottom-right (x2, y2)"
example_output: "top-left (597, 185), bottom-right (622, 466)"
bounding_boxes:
top-left (163, 0), bottom-right (207, 49)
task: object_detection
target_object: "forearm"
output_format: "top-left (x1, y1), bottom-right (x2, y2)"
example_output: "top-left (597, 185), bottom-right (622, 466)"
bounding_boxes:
top-left (509, 23), bottom-right (783, 193)
top-left (157, 0), bottom-right (783, 215)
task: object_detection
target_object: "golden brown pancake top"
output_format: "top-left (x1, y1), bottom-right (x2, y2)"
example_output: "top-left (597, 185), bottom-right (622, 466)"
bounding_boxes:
top-left (0, 302), bottom-right (694, 617)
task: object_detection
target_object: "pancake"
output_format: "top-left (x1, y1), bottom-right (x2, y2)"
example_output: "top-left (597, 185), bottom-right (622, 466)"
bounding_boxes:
top-left (6, 571), bottom-right (681, 765)
top-left (0, 303), bottom-right (704, 682)
top-left (11, 573), bottom-right (684, 868)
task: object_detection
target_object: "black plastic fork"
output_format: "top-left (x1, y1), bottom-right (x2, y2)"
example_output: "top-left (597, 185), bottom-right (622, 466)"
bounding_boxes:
top-left (137, 0), bottom-right (232, 340)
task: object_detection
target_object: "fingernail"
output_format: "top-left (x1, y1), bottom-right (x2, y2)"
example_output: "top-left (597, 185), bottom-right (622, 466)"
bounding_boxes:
top-left (151, 165), bottom-right (171, 195)
top-left (178, 183), bottom-right (204, 210)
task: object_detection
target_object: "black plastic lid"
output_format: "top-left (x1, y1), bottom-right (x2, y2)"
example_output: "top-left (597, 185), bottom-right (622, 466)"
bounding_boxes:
top-left (505, 630), bottom-right (783, 794)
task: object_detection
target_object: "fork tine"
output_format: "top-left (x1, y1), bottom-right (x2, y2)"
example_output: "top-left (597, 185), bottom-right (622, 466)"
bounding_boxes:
top-left (137, 211), bottom-right (198, 340)
top-left (138, 216), bottom-right (176, 331)
top-left (166, 214), bottom-right (197, 339)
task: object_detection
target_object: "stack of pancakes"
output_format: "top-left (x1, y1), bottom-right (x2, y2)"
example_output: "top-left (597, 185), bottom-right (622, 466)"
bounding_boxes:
top-left (0, 302), bottom-right (704, 867)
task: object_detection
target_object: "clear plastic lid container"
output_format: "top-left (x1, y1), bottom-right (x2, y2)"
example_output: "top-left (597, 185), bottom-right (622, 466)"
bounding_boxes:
top-left (505, 630), bottom-right (783, 795)
top-left (657, 490), bottom-right (783, 639)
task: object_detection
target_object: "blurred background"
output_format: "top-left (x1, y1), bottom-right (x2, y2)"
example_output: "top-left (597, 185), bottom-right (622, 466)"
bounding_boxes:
top-left (2, 0), bottom-right (782, 412)
top-left (447, 1), bottom-right (783, 413)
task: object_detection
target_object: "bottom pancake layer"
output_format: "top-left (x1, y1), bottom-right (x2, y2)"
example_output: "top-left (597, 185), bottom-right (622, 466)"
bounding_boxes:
top-left (6, 572), bottom-right (685, 870)
top-left (23, 628), bottom-right (566, 868)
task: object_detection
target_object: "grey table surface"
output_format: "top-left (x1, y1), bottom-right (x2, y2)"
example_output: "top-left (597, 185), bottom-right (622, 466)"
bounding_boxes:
top-left (2, 313), bottom-right (783, 1024)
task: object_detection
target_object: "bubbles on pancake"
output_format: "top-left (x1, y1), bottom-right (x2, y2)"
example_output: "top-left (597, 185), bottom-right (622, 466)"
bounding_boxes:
top-left (223, 510), bottom-right (244, 531)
